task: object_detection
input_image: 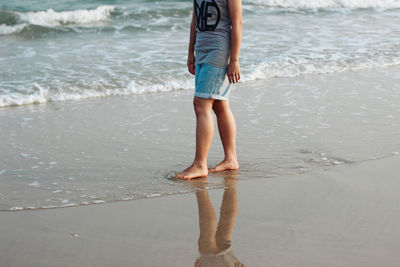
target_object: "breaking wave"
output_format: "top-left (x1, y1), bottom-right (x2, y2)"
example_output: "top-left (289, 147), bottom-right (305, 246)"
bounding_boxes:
top-left (0, 5), bottom-right (115, 35)
top-left (245, 0), bottom-right (400, 9)
top-left (244, 52), bottom-right (400, 81)
top-left (0, 79), bottom-right (194, 108)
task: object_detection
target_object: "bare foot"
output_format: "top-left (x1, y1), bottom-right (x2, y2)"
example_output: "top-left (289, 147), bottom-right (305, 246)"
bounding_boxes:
top-left (174, 164), bottom-right (208, 180)
top-left (209, 159), bottom-right (239, 172)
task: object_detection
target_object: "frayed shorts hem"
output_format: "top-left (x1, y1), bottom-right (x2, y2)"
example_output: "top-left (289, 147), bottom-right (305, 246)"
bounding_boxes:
top-left (194, 92), bottom-right (229, 101)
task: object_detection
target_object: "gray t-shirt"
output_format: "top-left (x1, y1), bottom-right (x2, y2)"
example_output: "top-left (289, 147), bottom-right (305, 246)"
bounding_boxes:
top-left (194, 0), bottom-right (232, 68)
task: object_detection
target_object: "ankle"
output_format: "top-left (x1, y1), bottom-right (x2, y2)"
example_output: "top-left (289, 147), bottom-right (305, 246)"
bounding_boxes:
top-left (224, 155), bottom-right (238, 163)
top-left (193, 161), bottom-right (207, 169)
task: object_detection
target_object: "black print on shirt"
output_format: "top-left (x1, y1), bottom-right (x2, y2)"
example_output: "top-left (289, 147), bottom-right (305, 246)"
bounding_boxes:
top-left (195, 0), bottom-right (221, 31)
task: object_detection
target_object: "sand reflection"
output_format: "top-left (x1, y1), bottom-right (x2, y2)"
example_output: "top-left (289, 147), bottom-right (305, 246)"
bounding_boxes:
top-left (193, 172), bottom-right (244, 267)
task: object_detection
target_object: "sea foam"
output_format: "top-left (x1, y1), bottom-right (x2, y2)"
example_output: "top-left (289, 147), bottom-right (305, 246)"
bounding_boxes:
top-left (0, 5), bottom-right (115, 36)
top-left (0, 79), bottom-right (194, 108)
top-left (245, 0), bottom-right (400, 9)
top-left (243, 54), bottom-right (400, 82)
top-left (16, 5), bottom-right (115, 27)
top-left (0, 23), bottom-right (27, 35)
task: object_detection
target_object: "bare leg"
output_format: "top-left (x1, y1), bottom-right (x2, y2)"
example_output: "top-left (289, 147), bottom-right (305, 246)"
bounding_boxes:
top-left (174, 97), bottom-right (214, 179)
top-left (215, 176), bottom-right (238, 251)
top-left (196, 189), bottom-right (219, 254)
top-left (210, 100), bottom-right (239, 172)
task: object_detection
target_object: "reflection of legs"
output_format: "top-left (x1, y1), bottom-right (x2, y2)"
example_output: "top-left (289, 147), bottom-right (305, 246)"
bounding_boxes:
top-left (175, 97), bottom-right (214, 179)
top-left (210, 100), bottom-right (239, 172)
top-left (196, 189), bottom-right (219, 254)
top-left (216, 178), bottom-right (238, 251)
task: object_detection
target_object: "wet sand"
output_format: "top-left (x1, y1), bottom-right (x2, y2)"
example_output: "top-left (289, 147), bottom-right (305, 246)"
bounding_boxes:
top-left (1, 154), bottom-right (400, 267)
top-left (1, 66), bottom-right (400, 266)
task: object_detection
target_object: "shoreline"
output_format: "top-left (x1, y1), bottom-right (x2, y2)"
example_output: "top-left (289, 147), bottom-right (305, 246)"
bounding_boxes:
top-left (0, 65), bottom-right (398, 110)
top-left (1, 151), bottom-right (399, 213)
top-left (1, 66), bottom-right (400, 211)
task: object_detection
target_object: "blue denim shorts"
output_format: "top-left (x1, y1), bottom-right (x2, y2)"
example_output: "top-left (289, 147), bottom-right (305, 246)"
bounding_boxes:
top-left (194, 63), bottom-right (232, 101)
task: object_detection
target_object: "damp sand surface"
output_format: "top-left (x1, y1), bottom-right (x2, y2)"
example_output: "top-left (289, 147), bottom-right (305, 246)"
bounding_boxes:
top-left (1, 154), bottom-right (400, 266)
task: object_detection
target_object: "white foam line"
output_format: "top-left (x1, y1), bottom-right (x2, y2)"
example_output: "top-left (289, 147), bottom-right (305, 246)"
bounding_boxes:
top-left (0, 23), bottom-right (27, 35)
top-left (0, 78), bottom-right (194, 108)
top-left (242, 55), bottom-right (400, 82)
top-left (17, 5), bottom-right (115, 27)
top-left (244, 0), bottom-right (400, 9)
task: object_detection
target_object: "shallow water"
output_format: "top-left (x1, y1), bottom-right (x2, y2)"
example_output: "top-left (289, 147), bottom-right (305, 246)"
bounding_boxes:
top-left (1, 66), bottom-right (399, 211)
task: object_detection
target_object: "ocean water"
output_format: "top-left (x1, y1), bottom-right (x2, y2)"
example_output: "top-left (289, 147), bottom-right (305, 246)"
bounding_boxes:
top-left (1, 0), bottom-right (400, 211)
top-left (1, 0), bottom-right (400, 107)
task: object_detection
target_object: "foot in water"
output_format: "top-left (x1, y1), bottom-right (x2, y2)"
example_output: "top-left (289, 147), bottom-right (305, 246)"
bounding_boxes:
top-left (174, 163), bottom-right (208, 179)
top-left (209, 159), bottom-right (239, 172)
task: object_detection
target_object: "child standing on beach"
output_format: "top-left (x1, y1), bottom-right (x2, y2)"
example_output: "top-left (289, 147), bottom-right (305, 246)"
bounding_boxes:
top-left (174, 0), bottom-right (242, 179)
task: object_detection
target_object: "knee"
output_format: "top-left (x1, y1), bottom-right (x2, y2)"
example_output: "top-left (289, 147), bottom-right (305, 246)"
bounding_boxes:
top-left (212, 100), bottom-right (229, 116)
top-left (193, 98), bottom-right (211, 115)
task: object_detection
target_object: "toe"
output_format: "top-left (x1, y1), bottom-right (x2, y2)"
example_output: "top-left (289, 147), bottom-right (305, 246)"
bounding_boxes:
top-left (174, 173), bottom-right (183, 179)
